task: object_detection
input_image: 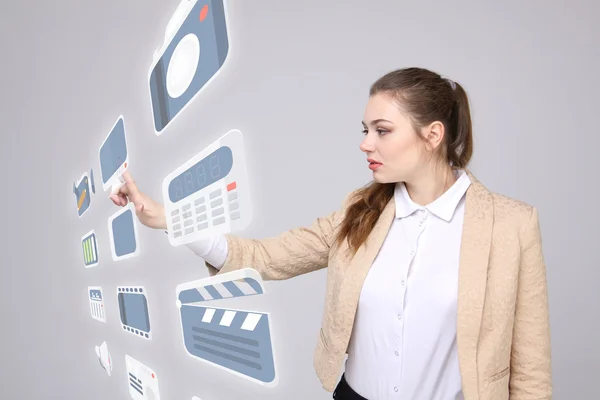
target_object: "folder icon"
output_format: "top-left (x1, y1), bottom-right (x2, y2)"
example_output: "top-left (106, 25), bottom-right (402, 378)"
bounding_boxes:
top-left (176, 268), bottom-right (278, 387)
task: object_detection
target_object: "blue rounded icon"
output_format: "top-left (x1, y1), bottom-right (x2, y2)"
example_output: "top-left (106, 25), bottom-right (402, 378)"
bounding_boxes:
top-left (149, 0), bottom-right (229, 134)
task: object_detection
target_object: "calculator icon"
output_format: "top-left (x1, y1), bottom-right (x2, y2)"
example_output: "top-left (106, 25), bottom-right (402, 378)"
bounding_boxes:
top-left (162, 129), bottom-right (252, 246)
top-left (88, 286), bottom-right (106, 323)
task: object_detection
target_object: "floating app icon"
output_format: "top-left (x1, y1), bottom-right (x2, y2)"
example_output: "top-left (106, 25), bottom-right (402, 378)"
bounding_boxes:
top-left (176, 268), bottom-right (278, 386)
top-left (125, 355), bottom-right (160, 399)
top-left (108, 202), bottom-right (140, 261)
top-left (73, 172), bottom-right (92, 217)
top-left (162, 129), bottom-right (252, 246)
top-left (118, 286), bottom-right (152, 340)
top-left (82, 229), bottom-right (99, 267)
top-left (88, 286), bottom-right (106, 323)
top-left (90, 168), bottom-right (96, 194)
top-left (95, 341), bottom-right (113, 376)
top-left (149, 0), bottom-right (230, 134)
top-left (99, 115), bottom-right (129, 194)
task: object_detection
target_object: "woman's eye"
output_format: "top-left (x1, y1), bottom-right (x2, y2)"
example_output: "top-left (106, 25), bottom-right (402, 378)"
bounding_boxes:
top-left (362, 128), bottom-right (389, 135)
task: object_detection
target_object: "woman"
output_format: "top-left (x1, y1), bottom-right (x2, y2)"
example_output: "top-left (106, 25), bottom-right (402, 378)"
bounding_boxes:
top-left (110, 67), bottom-right (552, 400)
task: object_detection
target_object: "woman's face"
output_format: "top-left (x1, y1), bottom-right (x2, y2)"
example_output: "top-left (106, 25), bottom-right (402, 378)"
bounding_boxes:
top-left (360, 93), bottom-right (431, 184)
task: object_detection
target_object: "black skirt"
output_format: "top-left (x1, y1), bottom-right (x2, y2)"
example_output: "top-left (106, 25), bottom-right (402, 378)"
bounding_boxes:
top-left (333, 374), bottom-right (368, 400)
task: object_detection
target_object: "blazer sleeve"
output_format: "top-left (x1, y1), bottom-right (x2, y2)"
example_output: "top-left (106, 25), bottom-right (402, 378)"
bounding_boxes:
top-left (204, 190), bottom-right (356, 280)
top-left (509, 207), bottom-right (553, 399)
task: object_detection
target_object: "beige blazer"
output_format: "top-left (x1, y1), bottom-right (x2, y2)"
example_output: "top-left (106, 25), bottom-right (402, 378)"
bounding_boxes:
top-left (205, 170), bottom-right (552, 400)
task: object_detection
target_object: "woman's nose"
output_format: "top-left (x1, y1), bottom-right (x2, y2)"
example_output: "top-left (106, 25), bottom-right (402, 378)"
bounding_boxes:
top-left (360, 137), bottom-right (374, 153)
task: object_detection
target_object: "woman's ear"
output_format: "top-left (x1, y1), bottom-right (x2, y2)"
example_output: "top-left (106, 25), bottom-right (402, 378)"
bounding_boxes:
top-left (425, 121), bottom-right (445, 149)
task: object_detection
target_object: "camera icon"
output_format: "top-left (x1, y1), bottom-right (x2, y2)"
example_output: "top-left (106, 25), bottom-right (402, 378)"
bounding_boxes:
top-left (149, 0), bottom-right (229, 135)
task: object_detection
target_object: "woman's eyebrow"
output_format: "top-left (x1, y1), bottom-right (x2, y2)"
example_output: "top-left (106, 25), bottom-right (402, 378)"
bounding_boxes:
top-left (362, 119), bottom-right (393, 126)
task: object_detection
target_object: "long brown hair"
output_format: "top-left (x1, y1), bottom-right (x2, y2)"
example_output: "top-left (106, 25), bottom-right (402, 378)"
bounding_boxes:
top-left (334, 67), bottom-right (474, 255)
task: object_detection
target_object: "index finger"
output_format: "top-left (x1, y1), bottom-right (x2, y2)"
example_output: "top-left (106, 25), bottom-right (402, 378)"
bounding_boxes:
top-left (122, 170), bottom-right (142, 202)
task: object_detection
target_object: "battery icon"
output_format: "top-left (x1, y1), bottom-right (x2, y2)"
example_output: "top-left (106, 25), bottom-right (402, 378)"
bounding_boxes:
top-left (82, 230), bottom-right (99, 267)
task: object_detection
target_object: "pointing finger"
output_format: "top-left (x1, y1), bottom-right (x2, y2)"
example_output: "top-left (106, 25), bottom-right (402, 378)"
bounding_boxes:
top-left (122, 171), bottom-right (142, 203)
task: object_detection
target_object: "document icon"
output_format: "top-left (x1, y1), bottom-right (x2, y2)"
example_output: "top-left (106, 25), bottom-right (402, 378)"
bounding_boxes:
top-left (125, 355), bottom-right (160, 399)
top-left (175, 268), bottom-right (278, 386)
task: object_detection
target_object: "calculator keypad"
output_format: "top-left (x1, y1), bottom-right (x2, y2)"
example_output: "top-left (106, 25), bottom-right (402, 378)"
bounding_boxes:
top-left (171, 181), bottom-right (242, 238)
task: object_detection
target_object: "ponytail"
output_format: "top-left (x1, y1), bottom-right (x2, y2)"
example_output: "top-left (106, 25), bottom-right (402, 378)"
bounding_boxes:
top-left (448, 82), bottom-right (473, 168)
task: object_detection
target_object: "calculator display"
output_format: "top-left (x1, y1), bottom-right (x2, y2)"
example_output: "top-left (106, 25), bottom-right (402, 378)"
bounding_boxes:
top-left (168, 146), bottom-right (233, 203)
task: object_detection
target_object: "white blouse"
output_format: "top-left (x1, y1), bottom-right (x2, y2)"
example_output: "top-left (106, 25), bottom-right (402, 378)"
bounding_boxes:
top-left (185, 169), bottom-right (471, 399)
top-left (344, 169), bottom-right (471, 399)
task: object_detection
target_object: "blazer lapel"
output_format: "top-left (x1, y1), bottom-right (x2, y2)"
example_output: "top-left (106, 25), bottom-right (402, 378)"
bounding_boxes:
top-left (457, 170), bottom-right (494, 399)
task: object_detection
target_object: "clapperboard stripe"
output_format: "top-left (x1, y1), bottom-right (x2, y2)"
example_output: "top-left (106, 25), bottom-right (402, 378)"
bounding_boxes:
top-left (204, 284), bottom-right (223, 300)
top-left (198, 308), bottom-right (263, 331)
top-left (202, 308), bottom-right (216, 323)
top-left (178, 277), bottom-right (263, 304)
top-left (195, 285), bottom-right (213, 301)
top-left (240, 313), bottom-right (262, 331)
top-left (219, 310), bottom-right (237, 327)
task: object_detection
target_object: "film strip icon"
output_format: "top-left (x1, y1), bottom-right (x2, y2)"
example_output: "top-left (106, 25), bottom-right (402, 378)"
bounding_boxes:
top-left (176, 268), bottom-right (277, 387)
top-left (118, 286), bottom-right (152, 340)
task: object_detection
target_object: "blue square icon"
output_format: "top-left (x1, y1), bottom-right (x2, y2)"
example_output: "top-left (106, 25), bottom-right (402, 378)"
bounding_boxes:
top-left (108, 203), bottom-right (140, 261)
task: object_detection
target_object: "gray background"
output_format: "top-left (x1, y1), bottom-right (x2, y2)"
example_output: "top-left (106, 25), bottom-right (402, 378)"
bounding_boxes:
top-left (1, 0), bottom-right (598, 399)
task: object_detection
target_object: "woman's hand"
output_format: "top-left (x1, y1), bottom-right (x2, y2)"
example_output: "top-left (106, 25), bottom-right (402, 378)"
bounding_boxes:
top-left (109, 171), bottom-right (167, 230)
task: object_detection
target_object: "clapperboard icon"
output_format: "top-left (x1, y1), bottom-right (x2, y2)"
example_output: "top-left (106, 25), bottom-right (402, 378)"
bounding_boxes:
top-left (175, 268), bottom-right (278, 387)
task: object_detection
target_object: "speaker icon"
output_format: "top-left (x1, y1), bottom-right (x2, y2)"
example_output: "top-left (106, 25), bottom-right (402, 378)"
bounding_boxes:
top-left (95, 341), bottom-right (113, 377)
